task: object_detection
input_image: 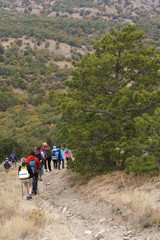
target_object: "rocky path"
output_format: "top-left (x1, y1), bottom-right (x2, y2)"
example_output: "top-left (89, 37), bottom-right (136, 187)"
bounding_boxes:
top-left (35, 169), bottom-right (160, 240)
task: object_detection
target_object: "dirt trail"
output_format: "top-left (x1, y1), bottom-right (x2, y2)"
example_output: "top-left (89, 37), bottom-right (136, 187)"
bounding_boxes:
top-left (37, 169), bottom-right (160, 240)
top-left (1, 165), bottom-right (160, 240)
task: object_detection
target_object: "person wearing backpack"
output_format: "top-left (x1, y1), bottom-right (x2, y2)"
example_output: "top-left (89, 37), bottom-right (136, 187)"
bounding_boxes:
top-left (3, 157), bottom-right (13, 173)
top-left (56, 145), bottom-right (65, 170)
top-left (34, 146), bottom-right (44, 181)
top-left (18, 158), bottom-right (33, 200)
top-left (41, 142), bottom-right (52, 172)
top-left (10, 151), bottom-right (17, 168)
top-left (52, 146), bottom-right (58, 169)
top-left (26, 150), bottom-right (41, 195)
top-left (64, 149), bottom-right (72, 162)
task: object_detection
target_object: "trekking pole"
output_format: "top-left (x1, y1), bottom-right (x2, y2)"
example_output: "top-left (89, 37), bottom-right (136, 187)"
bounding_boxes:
top-left (21, 181), bottom-right (24, 198)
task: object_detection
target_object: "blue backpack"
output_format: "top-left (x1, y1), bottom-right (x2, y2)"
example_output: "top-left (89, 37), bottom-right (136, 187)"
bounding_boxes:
top-left (29, 158), bottom-right (36, 172)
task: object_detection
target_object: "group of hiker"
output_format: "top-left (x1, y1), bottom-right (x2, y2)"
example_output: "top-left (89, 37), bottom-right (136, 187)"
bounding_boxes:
top-left (3, 151), bottom-right (17, 171)
top-left (3, 142), bottom-right (72, 200)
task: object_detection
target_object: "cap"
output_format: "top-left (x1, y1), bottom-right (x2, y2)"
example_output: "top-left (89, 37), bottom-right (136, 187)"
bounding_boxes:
top-left (21, 158), bottom-right (26, 163)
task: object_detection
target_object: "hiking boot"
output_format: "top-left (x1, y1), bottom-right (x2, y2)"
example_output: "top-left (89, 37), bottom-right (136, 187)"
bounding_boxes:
top-left (28, 194), bottom-right (32, 199)
top-left (27, 195), bottom-right (30, 200)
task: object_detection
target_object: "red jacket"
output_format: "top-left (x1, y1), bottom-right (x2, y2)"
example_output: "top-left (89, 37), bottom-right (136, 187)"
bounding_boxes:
top-left (26, 155), bottom-right (41, 173)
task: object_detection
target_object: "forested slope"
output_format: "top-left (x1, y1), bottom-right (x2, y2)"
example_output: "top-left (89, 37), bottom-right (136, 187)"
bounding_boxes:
top-left (0, 6), bottom-right (160, 176)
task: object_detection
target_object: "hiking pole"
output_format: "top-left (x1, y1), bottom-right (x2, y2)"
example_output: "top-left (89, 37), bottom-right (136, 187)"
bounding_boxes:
top-left (21, 181), bottom-right (24, 198)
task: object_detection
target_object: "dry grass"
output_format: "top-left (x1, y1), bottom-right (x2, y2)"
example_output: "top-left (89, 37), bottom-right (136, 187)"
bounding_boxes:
top-left (77, 171), bottom-right (160, 227)
top-left (0, 165), bottom-right (79, 240)
top-left (0, 165), bottom-right (46, 240)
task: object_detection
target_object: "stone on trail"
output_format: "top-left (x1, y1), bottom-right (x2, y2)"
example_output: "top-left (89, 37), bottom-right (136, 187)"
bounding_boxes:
top-left (84, 230), bottom-right (92, 235)
top-left (62, 206), bottom-right (67, 213)
top-left (94, 229), bottom-right (105, 239)
top-left (99, 218), bottom-right (106, 223)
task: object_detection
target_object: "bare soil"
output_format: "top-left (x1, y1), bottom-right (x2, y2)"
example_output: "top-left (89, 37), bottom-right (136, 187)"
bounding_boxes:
top-left (37, 168), bottom-right (160, 240)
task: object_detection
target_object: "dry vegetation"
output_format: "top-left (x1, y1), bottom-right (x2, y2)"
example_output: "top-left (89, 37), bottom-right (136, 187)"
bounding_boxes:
top-left (0, 166), bottom-right (46, 240)
top-left (0, 165), bottom-right (80, 240)
top-left (77, 171), bottom-right (160, 228)
top-left (1, 164), bottom-right (160, 239)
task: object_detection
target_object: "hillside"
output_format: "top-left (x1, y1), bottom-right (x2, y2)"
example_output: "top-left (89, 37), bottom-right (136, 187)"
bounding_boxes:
top-left (0, 0), bottom-right (160, 176)
top-left (1, 165), bottom-right (160, 240)
top-left (1, 0), bottom-right (160, 16)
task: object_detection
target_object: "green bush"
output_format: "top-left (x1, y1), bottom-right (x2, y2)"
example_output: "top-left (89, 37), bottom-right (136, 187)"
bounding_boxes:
top-left (125, 155), bottom-right (160, 175)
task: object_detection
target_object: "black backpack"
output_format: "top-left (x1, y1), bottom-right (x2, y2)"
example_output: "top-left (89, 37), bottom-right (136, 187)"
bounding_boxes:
top-left (58, 149), bottom-right (61, 160)
top-left (44, 146), bottom-right (52, 159)
top-left (52, 150), bottom-right (57, 160)
top-left (4, 161), bottom-right (11, 169)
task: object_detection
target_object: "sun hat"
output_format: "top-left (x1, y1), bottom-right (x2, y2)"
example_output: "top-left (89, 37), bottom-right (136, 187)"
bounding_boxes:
top-left (21, 158), bottom-right (26, 163)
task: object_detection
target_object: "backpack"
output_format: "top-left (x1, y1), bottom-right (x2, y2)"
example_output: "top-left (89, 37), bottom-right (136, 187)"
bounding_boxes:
top-left (58, 149), bottom-right (61, 160)
top-left (19, 165), bottom-right (30, 179)
top-left (29, 158), bottom-right (36, 172)
top-left (34, 147), bottom-right (40, 156)
top-left (10, 154), bottom-right (16, 161)
top-left (4, 161), bottom-right (11, 169)
top-left (44, 146), bottom-right (52, 159)
top-left (52, 150), bottom-right (57, 160)
top-left (65, 150), bottom-right (71, 159)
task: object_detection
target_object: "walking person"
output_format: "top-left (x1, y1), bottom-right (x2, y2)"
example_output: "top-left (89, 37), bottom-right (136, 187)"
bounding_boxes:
top-left (56, 145), bottom-right (65, 170)
top-left (64, 149), bottom-right (72, 163)
top-left (52, 146), bottom-right (58, 169)
top-left (41, 142), bottom-right (52, 172)
top-left (18, 158), bottom-right (33, 200)
top-left (34, 146), bottom-right (44, 181)
top-left (26, 150), bottom-right (41, 195)
top-left (10, 151), bottom-right (17, 168)
top-left (3, 157), bottom-right (13, 173)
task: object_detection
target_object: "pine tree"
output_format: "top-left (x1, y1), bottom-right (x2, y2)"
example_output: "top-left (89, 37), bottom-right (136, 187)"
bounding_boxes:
top-left (56, 25), bottom-right (160, 175)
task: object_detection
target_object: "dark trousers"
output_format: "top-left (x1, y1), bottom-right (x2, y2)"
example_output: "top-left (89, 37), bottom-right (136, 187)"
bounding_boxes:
top-left (11, 160), bottom-right (17, 168)
top-left (44, 158), bottom-right (51, 171)
top-left (53, 160), bottom-right (57, 169)
top-left (32, 173), bottom-right (38, 194)
top-left (58, 159), bottom-right (64, 170)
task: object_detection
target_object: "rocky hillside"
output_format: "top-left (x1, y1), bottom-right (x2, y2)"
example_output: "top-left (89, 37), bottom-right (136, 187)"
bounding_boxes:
top-left (0, 0), bottom-right (159, 46)
top-left (1, 0), bottom-right (160, 16)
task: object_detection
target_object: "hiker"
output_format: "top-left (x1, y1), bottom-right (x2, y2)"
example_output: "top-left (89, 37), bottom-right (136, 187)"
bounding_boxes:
top-left (64, 149), bottom-right (72, 162)
top-left (52, 146), bottom-right (58, 169)
top-left (18, 158), bottom-right (33, 200)
top-left (56, 145), bottom-right (65, 170)
top-left (26, 150), bottom-right (41, 195)
top-left (34, 146), bottom-right (44, 181)
top-left (3, 157), bottom-right (13, 173)
top-left (41, 142), bottom-right (52, 172)
top-left (10, 151), bottom-right (17, 168)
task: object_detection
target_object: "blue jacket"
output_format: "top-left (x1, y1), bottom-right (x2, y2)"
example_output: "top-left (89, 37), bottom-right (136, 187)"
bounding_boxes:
top-left (55, 148), bottom-right (65, 160)
top-left (10, 153), bottom-right (17, 162)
